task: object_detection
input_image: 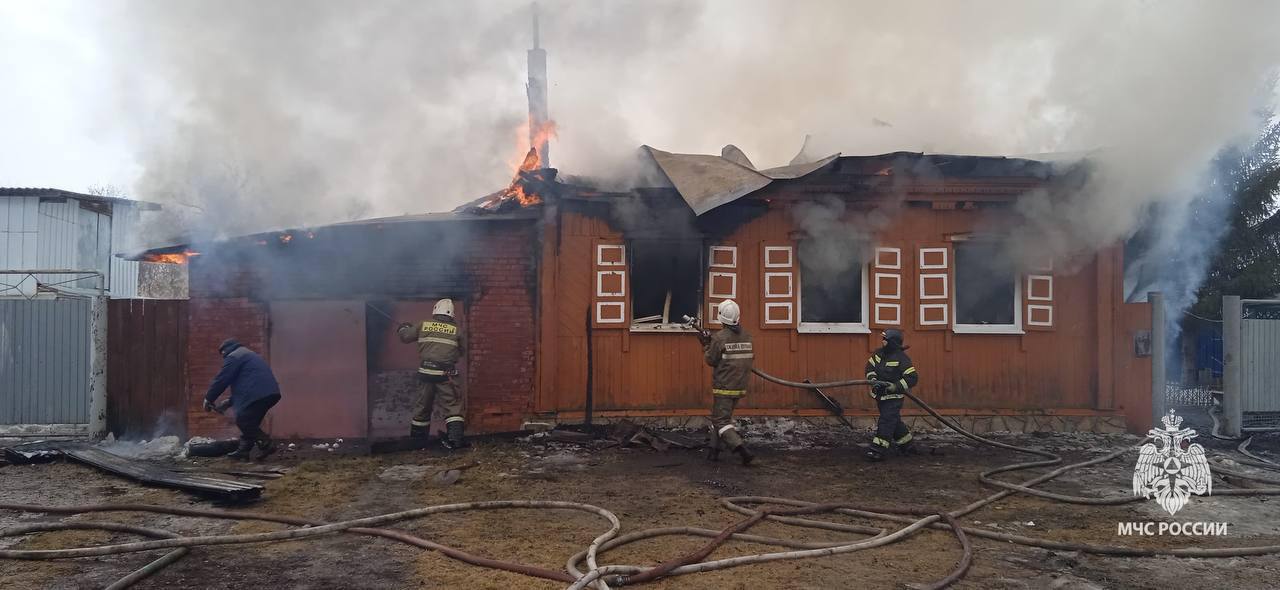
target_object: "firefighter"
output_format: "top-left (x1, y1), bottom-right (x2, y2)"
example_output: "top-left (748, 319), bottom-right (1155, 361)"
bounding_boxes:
top-left (203, 339), bottom-right (282, 460)
top-left (397, 299), bottom-right (468, 449)
top-left (864, 329), bottom-right (919, 461)
top-left (701, 299), bottom-right (756, 466)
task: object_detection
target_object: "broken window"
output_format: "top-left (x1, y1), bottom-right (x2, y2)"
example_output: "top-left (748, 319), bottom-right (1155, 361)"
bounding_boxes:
top-left (630, 239), bottom-right (701, 326)
top-left (798, 239), bottom-right (865, 326)
top-left (954, 240), bottom-right (1018, 327)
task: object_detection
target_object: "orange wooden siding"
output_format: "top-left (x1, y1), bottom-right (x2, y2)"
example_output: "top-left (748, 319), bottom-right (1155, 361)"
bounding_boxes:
top-left (542, 202), bottom-right (1150, 419)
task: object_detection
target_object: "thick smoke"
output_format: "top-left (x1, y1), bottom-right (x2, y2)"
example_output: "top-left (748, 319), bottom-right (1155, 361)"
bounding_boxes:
top-left (101, 0), bottom-right (1279, 281)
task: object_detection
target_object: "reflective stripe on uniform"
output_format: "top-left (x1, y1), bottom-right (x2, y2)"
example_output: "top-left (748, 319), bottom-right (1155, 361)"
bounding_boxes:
top-left (879, 393), bottom-right (904, 400)
top-left (723, 353), bottom-right (754, 359)
top-left (899, 379), bottom-right (909, 391)
top-left (445, 416), bottom-right (465, 424)
top-left (419, 367), bottom-right (447, 376)
top-left (411, 419), bottom-right (430, 427)
top-left (717, 424), bottom-right (737, 435)
top-left (885, 361), bottom-right (899, 366)
top-left (872, 436), bottom-right (890, 448)
top-left (712, 388), bottom-right (745, 396)
top-left (903, 367), bottom-right (916, 375)
top-left (421, 321), bottom-right (458, 335)
top-left (895, 433), bottom-right (913, 445)
top-left (418, 336), bottom-right (458, 346)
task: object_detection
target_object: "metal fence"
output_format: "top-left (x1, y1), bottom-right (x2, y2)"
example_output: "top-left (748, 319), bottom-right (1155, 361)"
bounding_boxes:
top-left (0, 298), bottom-right (91, 426)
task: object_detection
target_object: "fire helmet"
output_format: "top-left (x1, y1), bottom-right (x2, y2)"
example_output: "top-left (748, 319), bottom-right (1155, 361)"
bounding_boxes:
top-left (881, 329), bottom-right (905, 350)
top-left (433, 298), bottom-right (455, 319)
top-left (717, 299), bottom-right (741, 326)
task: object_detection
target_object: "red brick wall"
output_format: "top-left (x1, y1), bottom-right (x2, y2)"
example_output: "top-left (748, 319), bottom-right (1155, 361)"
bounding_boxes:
top-left (462, 230), bottom-right (537, 432)
top-left (181, 220), bottom-right (539, 437)
top-left (185, 297), bottom-right (269, 438)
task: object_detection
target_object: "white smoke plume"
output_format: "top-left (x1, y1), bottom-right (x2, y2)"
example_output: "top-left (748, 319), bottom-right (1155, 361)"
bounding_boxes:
top-left (97, 0), bottom-right (1278, 267)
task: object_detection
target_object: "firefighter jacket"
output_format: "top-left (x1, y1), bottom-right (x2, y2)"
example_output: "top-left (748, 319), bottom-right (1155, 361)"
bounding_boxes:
top-left (865, 347), bottom-right (918, 400)
top-left (204, 345), bottom-right (282, 414)
top-left (704, 326), bottom-right (754, 396)
top-left (398, 316), bottom-right (463, 377)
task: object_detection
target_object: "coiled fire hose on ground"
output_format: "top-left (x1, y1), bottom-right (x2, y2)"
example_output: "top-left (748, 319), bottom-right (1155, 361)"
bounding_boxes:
top-left (6, 369), bottom-right (1280, 589)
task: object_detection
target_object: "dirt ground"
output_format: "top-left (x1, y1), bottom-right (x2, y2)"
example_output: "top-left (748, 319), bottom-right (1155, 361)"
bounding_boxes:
top-left (4, 415), bottom-right (1280, 589)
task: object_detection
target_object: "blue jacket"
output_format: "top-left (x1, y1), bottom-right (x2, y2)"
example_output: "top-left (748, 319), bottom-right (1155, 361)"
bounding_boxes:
top-left (204, 345), bottom-right (281, 413)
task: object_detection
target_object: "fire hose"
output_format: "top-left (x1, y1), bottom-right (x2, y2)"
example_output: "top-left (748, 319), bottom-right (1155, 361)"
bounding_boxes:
top-left (7, 372), bottom-right (1280, 588)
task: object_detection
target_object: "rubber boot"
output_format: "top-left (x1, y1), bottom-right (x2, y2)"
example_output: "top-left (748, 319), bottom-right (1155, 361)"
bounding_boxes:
top-left (227, 439), bottom-right (254, 461)
top-left (410, 424), bottom-right (428, 438)
top-left (864, 446), bottom-right (885, 462)
top-left (734, 445), bottom-right (755, 466)
top-left (255, 437), bottom-right (277, 460)
top-left (441, 420), bottom-right (469, 450)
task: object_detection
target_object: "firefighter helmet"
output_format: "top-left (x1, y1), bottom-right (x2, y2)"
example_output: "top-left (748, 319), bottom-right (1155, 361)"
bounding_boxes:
top-left (717, 299), bottom-right (741, 326)
top-left (881, 329), bottom-right (905, 350)
top-left (218, 338), bottom-right (241, 356)
top-left (433, 298), bottom-right (455, 319)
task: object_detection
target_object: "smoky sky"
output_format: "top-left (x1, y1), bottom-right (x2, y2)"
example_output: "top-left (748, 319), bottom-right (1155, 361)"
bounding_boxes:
top-left (98, 0), bottom-right (1280, 246)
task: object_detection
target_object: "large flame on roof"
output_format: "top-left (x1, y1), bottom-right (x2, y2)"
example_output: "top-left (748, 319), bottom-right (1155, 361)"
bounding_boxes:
top-left (481, 120), bottom-right (556, 210)
top-left (144, 251), bottom-right (201, 264)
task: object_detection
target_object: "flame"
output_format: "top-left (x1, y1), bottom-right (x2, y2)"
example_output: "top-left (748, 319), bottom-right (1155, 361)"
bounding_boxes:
top-left (279, 233), bottom-right (293, 243)
top-left (480, 119), bottom-right (557, 210)
top-left (145, 251), bottom-right (201, 264)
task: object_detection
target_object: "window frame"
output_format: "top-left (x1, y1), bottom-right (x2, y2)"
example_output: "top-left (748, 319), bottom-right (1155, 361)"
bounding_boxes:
top-left (950, 238), bottom-right (1024, 335)
top-left (628, 239), bottom-right (704, 333)
top-left (796, 244), bottom-right (871, 334)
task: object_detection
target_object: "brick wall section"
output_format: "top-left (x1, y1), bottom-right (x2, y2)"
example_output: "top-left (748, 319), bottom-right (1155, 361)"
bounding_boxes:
top-left (185, 297), bottom-right (269, 438)
top-left (181, 219), bottom-right (538, 437)
top-left (461, 229), bottom-right (538, 432)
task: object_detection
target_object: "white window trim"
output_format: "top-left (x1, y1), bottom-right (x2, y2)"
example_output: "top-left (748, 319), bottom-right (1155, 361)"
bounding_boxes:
top-left (708, 272), bottom-right (737, 299)
top-left (797, 260), bottom-right (871, 333)
top-left (919, 303), bottom-right (949, 326)
top-left (709, 246), bottom-right (738, 269)
top-left (875, 273), bottom-right (901, 300)
top-left (597, 244), bottom-right (625, 267)
top-left (630, 323), bottom-right (701, 333)
top-left (952, 272), bottom-right (1024, 335)
top-left (764, 301), bottom-right (794, 324)
top-left (875, 247), bottom-right (901, 270)
top-left (919, 247), bottom-right (948, 269)
top-left (764, 272), bottom-right (794, 298)
top-left (596, 270), bottom-right (626, 297)
top-left (595, 301), bottom-right (626, 324)
top-left (873, 303), bottom-right (901, 326)
top-left (764, 246), bottom-right (793, 268)
top-left (1026, 274), bottom-right (1053, 301)
top-left (919, 273), bottom-right (948, 300)
top-left (1027, 304), bottom-right (1054, 327)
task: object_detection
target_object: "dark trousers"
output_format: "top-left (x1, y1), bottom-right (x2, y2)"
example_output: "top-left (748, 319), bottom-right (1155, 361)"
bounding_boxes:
top-left (236, 395), bottom-right (281, 443)
top-left (873, 397), bottom-right (912, 448)
top-left (710, 395), bottom-right (744, 451)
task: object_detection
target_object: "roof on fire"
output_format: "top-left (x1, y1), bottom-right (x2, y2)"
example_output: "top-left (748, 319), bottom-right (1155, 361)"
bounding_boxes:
top-left (641, 145), bottom-right (1056, 216)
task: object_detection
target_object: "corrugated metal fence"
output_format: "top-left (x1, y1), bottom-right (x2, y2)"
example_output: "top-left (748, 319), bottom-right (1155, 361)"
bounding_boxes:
top-left (107, 299), bottom-right (188, 438)
top-left (0, 298), bottom-right (91, 425)
top-left (1242, 318), bottom-right (1280, 413)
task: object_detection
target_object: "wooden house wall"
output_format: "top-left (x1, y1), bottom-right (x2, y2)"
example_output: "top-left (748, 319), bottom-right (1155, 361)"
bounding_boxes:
top-left (543, 200), bottom-right (1149, 419)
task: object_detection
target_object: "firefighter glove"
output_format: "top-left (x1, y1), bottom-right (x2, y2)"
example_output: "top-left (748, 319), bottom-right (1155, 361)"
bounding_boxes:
top-left (398, 322), bottom-right (413, 331)
top-left (202, 399), bottom-right (216, 412)
top-left (884, 382), bottom-right (900, 394)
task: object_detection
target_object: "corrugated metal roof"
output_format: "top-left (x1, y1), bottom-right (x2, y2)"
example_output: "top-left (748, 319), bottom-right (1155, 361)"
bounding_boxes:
top-left (0, 188), bottom-right (163, 209)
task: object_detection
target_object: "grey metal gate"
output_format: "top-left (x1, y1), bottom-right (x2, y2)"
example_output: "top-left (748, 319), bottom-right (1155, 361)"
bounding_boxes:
top-left (0, 298), bottom-right (91, 427)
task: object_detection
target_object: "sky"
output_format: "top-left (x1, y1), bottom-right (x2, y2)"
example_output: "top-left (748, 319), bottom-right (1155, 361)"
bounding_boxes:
top-left (1, 0), bottom-right (1277, 244)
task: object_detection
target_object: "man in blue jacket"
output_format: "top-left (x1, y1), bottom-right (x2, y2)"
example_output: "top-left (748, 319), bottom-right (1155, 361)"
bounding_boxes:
top-left (204, 338), bottom-right (283, 460)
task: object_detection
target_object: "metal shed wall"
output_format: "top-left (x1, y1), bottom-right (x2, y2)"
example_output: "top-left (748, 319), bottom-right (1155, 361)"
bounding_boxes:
top-left (1242, 318), bottom-right (1280, 412)
top-left (0, 298), bottom-right (91, 426)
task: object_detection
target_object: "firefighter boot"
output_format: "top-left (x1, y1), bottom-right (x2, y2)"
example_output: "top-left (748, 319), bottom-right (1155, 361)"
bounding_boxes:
top-left (734, 445), bottom-right (755, 466)
top-left (410, 424), bottom-right (429, 439)
top-left (441, 420), bottom-right (469, 450)
top-left (227, 439), bottom-right (254, 461)
top-left (864, 446), bottom-right (885, 462)
top-left (256, 437), bottom-right (278, 460)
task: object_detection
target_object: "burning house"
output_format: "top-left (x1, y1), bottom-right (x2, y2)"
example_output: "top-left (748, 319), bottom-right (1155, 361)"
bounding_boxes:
top-left (125, 141), bottom-right (1154, 441)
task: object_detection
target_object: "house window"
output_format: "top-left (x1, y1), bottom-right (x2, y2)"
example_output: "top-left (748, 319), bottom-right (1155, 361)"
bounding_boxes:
top-left (630, 239), bottom-right (701, 327)
top-left (797, 240), bottom-right (867, 332)
top-left (954, 240), bottom-right (1020, 332)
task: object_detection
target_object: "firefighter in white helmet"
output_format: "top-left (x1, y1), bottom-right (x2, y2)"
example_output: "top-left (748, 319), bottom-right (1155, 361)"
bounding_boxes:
top-left (701, 299), bottom-right (755, 465)
top-left (397, 298), bottom-right (468, 449)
